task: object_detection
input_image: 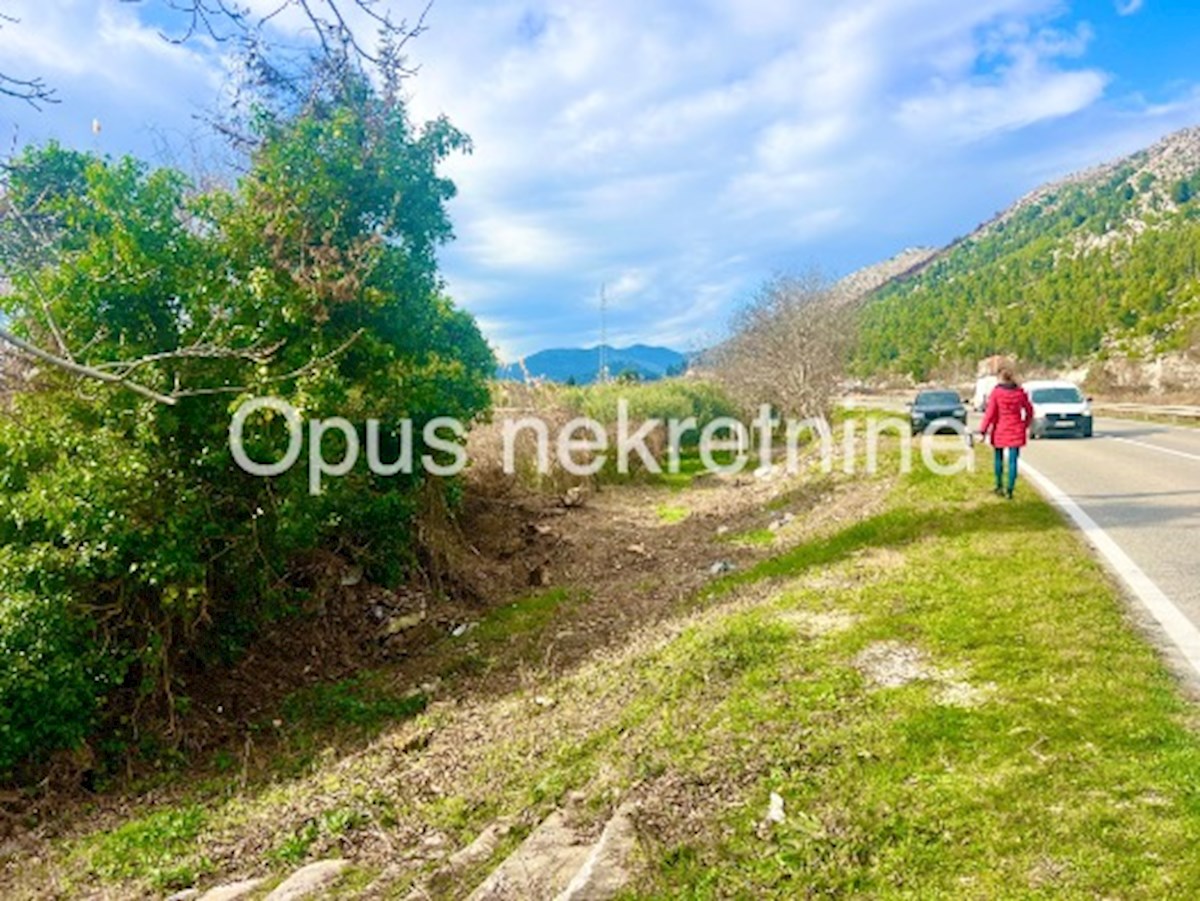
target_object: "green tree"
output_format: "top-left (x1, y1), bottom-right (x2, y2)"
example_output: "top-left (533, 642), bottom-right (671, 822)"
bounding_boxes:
top-left (0, 68), bottom-right (491, 777)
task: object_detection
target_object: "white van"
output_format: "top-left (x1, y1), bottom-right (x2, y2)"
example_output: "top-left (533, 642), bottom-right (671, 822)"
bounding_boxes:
top-left (1024, 380), bottom-right (1093, 438)
top-left (972, 375), bottom-right (997, 412)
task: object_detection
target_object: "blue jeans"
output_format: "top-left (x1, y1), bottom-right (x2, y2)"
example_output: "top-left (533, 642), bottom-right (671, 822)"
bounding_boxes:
top-left (994, 447), bottom-right (1020, 492)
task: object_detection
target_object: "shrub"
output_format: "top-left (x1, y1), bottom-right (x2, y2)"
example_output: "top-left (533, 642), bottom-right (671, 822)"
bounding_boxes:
top-left (0, 68), bottom-right (492, 774)
top-left (0, 588), bottom-right (121, 774)
top-left (560, 379), bottom-right (737, 433)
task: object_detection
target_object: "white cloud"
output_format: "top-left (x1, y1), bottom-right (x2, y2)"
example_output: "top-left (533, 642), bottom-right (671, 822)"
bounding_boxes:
top-left (896, 19), bottom-right (1108, 142)
top-left (461, 213), bottom-right (587, 272)
top-left (897, 68), bottom-right (1108, 142)
top-left (1115, 0), bottom-right (1145, 15)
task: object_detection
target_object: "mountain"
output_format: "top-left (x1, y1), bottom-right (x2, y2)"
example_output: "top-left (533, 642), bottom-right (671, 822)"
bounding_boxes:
top-left (829, 247), bottom-right (938, 306)
top-left (855, 125), bottom-right (1200, 380)
top-left (497, 344), bottom-right (688, 384)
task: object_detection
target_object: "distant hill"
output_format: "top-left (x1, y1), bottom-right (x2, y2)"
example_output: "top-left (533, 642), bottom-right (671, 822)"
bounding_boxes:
top-left (829, 247), bottom-right (938, 306)
top-left (497, 344), bottom-right (687, 384)
top-left (855, 125), bottom-right (1200, 380)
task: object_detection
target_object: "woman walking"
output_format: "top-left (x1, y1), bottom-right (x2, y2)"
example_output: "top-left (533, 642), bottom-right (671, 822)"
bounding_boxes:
top-left (978, 367), bottom-right (1034, 499)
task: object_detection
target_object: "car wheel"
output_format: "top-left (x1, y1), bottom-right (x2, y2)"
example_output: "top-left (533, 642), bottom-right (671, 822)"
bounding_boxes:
top-left (1083, 422), bottom-right (1093, 438)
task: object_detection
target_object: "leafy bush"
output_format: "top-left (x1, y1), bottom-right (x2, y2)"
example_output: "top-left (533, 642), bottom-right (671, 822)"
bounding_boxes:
top-left (0, 589), bottom-right (121, 774)
top-left (0, 68), bottom-right (492, 774)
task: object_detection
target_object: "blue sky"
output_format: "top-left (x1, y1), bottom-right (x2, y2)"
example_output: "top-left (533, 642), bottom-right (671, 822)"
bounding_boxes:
top-left (2, 1), bottom-right (1199, 361)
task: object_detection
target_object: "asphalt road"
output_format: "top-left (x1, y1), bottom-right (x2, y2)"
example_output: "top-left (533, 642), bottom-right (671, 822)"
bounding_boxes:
top-left (1021, 417), bottom-right (1200, 670)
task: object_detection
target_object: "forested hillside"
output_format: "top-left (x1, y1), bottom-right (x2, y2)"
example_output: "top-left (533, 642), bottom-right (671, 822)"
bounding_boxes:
top-left (856, 127), bottom-right (1200, 379)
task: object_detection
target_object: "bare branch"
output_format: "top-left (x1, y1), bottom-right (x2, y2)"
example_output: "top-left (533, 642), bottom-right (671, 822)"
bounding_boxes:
top-left (168, 328), bottom-right (365, 399)
top-left (0, 326), bottom-right (180, 405)
top-left (94, 339), bottom-right (286, 377)
top-left (6, 1), bottom-right (436, 110)
top-left (713, 272), bottom-right (857, 420)
top-left (0, 11), bottom-right (58, 108)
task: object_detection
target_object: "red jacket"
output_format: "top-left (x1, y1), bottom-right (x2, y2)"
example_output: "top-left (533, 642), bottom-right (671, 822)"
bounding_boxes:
top-left (980, 382), bottom-right (1034, 448)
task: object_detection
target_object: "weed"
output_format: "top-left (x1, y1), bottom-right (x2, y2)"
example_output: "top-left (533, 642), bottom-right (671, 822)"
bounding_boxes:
top-left (656, 504), bottom-right (690, 524)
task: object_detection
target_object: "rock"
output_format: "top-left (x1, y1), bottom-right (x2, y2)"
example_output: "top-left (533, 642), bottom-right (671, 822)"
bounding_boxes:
top-left (529, 564), bottom-right (552, 587)
top-left (385, 611), bottom-right (425, 634)
top-left (715, 525), bottom-right (730, 536)
top-left (165, 891), bottom-right (200, 901)
top-left (468, 811), bottom-right (592, 901)
top-left (708, 561), bottom-right (735, 576)
top-left (264, 859), bottom-right (349, 900)
top-left (533, 695), bottom-right (556, 708)
top-left (198, 879), bottom-right (266, 901)
top-left (451, 622), bottom-right (478, 638)
top-left (447, 818), bottom-right (516, 871)
top-left (421, 832), bottom-right (450, 852)
top-left (561, 486), bottom-right (585, 508)
top-left (781, 512), bottom-right (796, 524)
top-left (555, 803), bottom-right (639, 901)
top-left (626, 543), bottom-right (648, 556)
top-left (768, 520), bottom-right (783, 532)
top-left (765, 792), bottom-right (786, 824)
top-left (339, 565), bottom-right (363, 586)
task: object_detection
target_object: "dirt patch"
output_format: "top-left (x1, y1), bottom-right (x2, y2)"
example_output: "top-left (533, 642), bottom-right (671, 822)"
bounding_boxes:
top-left (776, 608), bottom-right (858, 637)
top-left (852, 641), bottom-right (993, 709)
top-left (853, 641), bottom-right (936, 689)
top-left (935, 680), bottom-right (995, 708)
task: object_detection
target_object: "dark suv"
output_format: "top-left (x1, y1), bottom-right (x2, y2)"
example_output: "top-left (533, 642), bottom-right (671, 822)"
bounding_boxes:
top-left (909, 389), bottom-right (968, 435)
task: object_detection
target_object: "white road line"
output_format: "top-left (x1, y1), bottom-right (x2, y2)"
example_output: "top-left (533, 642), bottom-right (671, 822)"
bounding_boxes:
top-left (1110, 436), bottom-right (1200, 463)
top-left (1023, 461), bottom-right (1200, 679)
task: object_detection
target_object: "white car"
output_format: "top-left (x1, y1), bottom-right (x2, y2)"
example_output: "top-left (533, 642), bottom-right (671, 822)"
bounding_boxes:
top-left (1024, 380), bottom-right (1093, 438)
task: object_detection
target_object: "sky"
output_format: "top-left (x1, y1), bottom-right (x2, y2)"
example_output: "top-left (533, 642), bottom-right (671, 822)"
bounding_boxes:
top-left (2, 1), bottom-right (1200, 361)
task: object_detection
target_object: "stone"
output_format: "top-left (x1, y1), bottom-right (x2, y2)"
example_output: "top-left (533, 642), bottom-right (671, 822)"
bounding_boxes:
top-left (765, 792), bottom-right (786, 824)
top-left (197, 878), bottom-right (265, 901)
top-left (385, 611), bottom-right (425, 634)
top-left (447, 818), bottom-right (515, 871)
top-left (264, 859), bottom-right (350, 900)
top-left (555, 803), bottom-right (640, 901)
top-left (468, 812), bottom-right (592, 900)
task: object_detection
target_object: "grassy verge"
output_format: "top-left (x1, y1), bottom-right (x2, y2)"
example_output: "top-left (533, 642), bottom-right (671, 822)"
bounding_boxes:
top-left (14, 443), bottom-right (1200, 898)
top-left (419, 448), bottom-right (1200, 898)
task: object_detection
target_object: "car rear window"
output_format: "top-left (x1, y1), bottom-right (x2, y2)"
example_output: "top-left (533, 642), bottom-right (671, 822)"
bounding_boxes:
top-left (917, 391), bottom-right (959, 405)
top-left (1030, 387), bottom-right (1083, 404)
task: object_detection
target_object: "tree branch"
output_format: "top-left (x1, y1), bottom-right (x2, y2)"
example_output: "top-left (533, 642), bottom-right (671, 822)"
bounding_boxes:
top-left (0, 326), bottom-right (180, 405)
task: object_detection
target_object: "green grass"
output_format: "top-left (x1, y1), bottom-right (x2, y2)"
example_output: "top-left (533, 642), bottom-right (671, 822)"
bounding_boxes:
top-left (407, 448), bottom-right (1200, 898)
top-left (281, 675), bottom-right (428, 731)
top-left (80, 805), bottom-right (212, 891)
top-left (656, 504), bottom-right (690, 524)
top-left (468, 587), bottom-right (579, 645)
top-left (721, 526), bottom-right (775, 546)
top-left (635, 457), bottom-right (1200, 897)
top-left (651, 448), bottom-right (740, 491)
top-left (439, 587), bottom-right (583, 680)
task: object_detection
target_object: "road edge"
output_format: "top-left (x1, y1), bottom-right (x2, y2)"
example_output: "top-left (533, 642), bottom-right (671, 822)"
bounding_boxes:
top-left (1022, 461), bottom-right (1200, 681)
